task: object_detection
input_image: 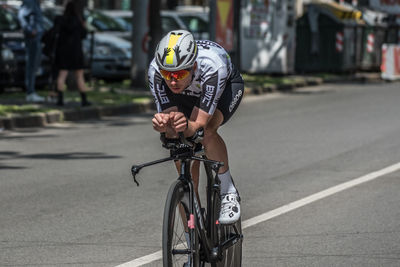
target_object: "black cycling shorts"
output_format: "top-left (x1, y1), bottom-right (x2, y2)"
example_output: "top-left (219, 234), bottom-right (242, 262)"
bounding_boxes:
top-left (216, 67), bottom-right (244, 125)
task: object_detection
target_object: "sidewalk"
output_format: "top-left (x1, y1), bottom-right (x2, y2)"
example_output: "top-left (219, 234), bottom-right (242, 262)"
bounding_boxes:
top-left (0, 72), bottom-right (384, 131)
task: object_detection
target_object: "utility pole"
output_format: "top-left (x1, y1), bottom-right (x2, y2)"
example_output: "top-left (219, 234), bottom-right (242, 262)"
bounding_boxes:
top-left (233, 0), bottom-right (240, 70)
top-left (209, 0), bottom-right (216, 41)
top-left (131, 0), bottom-right (149, 88)
top-left (147, 0), bottom-right (162, 66)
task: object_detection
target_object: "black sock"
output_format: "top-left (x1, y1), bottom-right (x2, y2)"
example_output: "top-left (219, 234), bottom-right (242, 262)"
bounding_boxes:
top-left (80, 92), bottom-right (90, 106)
top-left (57, 91), bottom-right (64, 106)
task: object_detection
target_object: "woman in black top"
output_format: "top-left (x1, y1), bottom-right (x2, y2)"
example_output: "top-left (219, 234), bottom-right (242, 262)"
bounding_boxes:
top-left (55, 1), bottom-right (90, 106)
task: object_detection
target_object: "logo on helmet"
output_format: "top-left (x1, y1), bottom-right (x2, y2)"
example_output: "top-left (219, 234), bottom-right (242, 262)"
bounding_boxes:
top-left (156, 30), bottom-right (197, 71)
top-left (187, 41), bottom-right (193, 52)
top-left (166, 33), bottom-right (183, 65)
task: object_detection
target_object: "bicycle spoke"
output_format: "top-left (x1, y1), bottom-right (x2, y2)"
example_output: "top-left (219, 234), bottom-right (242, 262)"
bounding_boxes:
top-left (163, 180), bottom-right (201, 267)
top-left (171, 200), bottom-right (191, 266)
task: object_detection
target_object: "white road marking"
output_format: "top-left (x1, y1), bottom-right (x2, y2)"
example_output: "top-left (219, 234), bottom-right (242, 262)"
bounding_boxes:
top-left (115, 251), bottom-right (162, 267)
top-left (116, 161), bottom-right (400, 267)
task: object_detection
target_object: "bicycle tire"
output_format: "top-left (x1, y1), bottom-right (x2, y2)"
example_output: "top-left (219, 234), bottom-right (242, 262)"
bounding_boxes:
top-left (211, 191), bottom-right (242, 267)
top-left (163, 180), bottom-right (200, 267)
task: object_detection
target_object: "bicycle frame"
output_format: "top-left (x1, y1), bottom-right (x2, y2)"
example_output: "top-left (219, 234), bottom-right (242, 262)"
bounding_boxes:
top-left (179, 153), bottom-right (224, 262)
top-left (131, 133), bottom-right (243, 264)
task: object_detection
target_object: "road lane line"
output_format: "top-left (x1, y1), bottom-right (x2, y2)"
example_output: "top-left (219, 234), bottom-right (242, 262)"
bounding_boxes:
top-left (116, 161), bottom-right (400, 267)
top-left (115, 250), bottom-right (162, 267)
top-left (243, 162), bottom-right (400, 228)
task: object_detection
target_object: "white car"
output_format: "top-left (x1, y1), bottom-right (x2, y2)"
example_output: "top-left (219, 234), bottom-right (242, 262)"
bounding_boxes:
top-left (102, 9), bottom-right (209, 39)
top-left (86, 33), bottom-right (131, 81)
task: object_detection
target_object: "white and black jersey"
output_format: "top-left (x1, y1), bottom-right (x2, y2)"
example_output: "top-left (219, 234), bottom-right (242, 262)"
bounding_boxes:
top-left (148, 40), bottom-right (244, 124)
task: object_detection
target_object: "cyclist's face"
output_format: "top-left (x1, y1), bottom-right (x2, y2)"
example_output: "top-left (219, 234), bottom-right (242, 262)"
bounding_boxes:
top-left (164, 64), bottom-right (196, 94)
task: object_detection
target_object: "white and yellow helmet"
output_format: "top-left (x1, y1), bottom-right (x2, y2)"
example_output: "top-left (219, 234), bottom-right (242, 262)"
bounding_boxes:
top-left (155, 30), bottom-right (198, 71)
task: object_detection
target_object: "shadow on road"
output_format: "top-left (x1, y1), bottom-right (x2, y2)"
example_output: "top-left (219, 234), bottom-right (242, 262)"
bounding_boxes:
top-left (0, 151), bottom-right (121, 160)
top-left (0, 151), bottom-right (122, 170)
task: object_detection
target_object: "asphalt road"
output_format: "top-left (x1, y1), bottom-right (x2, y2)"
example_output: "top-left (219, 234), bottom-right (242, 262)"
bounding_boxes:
top-left (1, 81), bottom-right (400, 266)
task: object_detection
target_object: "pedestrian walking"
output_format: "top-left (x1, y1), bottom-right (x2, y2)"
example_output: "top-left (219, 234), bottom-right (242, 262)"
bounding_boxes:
top-left (54, 1), bottom-right (91, 107)
top-left (18, 0), bottom-right (45, 102)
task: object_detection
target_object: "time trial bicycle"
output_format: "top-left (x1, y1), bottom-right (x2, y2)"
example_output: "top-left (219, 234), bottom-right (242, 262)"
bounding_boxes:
top-left (131, 130), bottom-right (243, 266)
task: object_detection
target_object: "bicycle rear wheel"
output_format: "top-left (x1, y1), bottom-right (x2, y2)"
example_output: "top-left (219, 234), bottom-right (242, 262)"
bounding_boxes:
top-left (163, 180), bottom-right (200, 267)
top-left (211, 192), bottom-right (242, 267)
top-left (218, 219), bottom-right (242, 267)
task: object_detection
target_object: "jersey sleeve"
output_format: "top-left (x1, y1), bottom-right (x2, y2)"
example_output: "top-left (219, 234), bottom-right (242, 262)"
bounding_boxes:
top-left (148, 63), bottom-right (175, 112)
top-left (199, 65), bottom-right (229, 115)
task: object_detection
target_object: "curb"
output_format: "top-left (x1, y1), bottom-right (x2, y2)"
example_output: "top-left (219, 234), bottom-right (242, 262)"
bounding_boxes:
top-left (0, 74), bottom-right (385, 131)
top-left (0, 102), bottom-right (156, 130)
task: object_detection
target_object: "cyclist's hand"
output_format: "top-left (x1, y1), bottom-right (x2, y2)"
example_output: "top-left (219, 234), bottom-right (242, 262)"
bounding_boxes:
top-left (169, 111), bottom-right (188, 133)
top-left (152, 113), bottom-right (170, 132)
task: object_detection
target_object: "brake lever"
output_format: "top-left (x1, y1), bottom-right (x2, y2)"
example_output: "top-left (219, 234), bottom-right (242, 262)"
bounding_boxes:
top-left (131, 165), bottom-right (142, 186)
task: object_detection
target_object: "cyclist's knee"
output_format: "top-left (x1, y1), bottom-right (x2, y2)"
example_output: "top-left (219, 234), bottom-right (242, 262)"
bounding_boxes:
top-left (201, 128), bottom-right (218, 147)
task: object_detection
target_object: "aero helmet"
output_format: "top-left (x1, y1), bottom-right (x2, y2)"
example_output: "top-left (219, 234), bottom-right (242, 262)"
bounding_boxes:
top-left (155, 29), bottom-right (198, 71)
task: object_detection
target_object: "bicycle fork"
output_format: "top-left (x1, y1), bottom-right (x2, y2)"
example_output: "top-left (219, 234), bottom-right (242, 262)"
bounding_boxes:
top-left (172, 160), bottom-right (200, 264)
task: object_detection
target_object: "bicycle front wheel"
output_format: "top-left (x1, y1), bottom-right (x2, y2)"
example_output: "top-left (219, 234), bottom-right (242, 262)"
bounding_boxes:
top-left (163, 180), bottom-right (200, 267)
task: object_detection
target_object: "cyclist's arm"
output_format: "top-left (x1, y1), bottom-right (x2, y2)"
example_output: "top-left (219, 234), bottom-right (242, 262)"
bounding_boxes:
top-left (153, 107), bottom-right (182, 138)
top-left (168, 108), bottom-right (210, 136)
top-left (148, 61), bottom-right (175, 112)
top-left (184, 108), bottom-right (210, 136)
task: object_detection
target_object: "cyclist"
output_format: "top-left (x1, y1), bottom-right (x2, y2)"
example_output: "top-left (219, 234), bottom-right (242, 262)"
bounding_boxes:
top-left (148, 30), bottom-right (244, 224)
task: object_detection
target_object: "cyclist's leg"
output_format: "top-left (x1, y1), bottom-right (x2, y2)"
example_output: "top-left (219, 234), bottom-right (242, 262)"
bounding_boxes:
top-left (201, 109), bottom-right (228, 174)
top-left (204, 75), bottom-right (244, 224)
top-left (191, 160), bottom-right (200, 197)
top-left (201, 66), bottom-right (244, 176)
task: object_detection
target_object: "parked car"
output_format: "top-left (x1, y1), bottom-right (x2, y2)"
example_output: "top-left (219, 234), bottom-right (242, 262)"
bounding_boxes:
top-left (174, 6), bottom-right (209, 39)
top-left (87, 32), bottom-right (131, 81)
top-left (42, 6), bottom-right (130, 40)
top-left (0, 43), bottom-right (17, 92)
top-left (102, 9), bottom-right (209, 39)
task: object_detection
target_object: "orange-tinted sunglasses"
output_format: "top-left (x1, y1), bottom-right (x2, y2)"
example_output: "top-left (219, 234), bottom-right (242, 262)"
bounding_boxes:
top-left (160, 69), bottom-right (191, 81)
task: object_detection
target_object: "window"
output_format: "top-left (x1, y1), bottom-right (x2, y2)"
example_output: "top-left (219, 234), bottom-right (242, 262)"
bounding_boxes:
top-left (179, 15), bottom-right (208, 33)
top-left (161, 16), bottom-right (180, 34)
top-left (0, 8), bottom-right (19, 31)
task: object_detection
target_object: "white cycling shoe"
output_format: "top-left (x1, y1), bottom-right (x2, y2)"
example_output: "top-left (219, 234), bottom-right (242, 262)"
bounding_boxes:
top-left (218, 192), bottom-right (241, 224)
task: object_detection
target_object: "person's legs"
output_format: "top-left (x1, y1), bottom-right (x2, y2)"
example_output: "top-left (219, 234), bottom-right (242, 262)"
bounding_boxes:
top-left (200, 109), bottom-right (240, 224)
top-left (56, 70), bottom-right (68, 92)
top-left (201, 110), bottom-right (236, 193)
top-left (202, 68), bottom-right (244, 224)
top-left (24, 38), bottom-right (35, 95)
top-left (201, 109), bottom-right (229, 173)
top-left (32, 36), bottom-right (42, 78)
top-left (25, 37), bottom-right (45, 102)
top-left (56, 70), bottom-right (69, 105)
top-left (75, 69), bottom-right (91, 106)
top-left (75, 69), bottom-right (89, 92)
